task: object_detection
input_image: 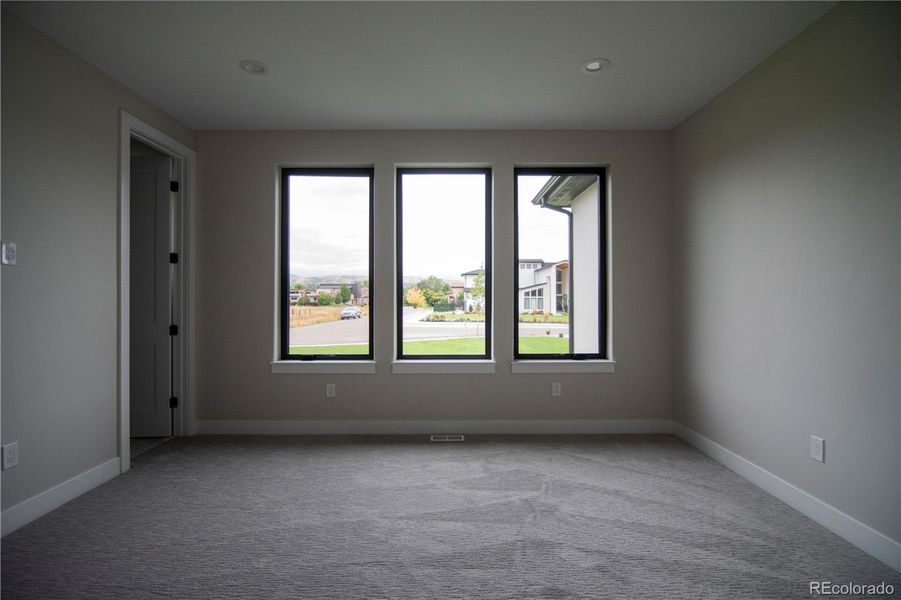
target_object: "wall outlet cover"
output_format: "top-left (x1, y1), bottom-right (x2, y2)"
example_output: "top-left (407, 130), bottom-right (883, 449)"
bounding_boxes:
top-left (810, 435), bottom-right (825, 463)
top-left (1, 241), bottom-right (16, 266)
top-left (2, 442), bottom-right (19, 470)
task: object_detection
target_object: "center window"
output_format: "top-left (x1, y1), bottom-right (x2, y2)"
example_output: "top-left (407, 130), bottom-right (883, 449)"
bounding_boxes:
top-left (396, 168), bottom-right (491, 359)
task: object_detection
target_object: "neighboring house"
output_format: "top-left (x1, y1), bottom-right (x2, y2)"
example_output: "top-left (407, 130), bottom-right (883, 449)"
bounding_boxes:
top-left (460, 176), bottom-right (600, 320)
top-left (518, 259), bottom-right (569, 314)
top-left (458, 260), bottom-right (572, 315)
top-left (315, 282), bottom-right (352, 303)
top-left (291, 281), bottom-right (368, 305)
top-left (459, 269), bottom-right (485, 312)
top-left (353, 283), bottom-right (370, 306)
top-left (529, 174), bottom-right (602, 354)
top-left (448, 283), bottom-right (464, 305)
top-left (316, 282), bottom-right (344, 297)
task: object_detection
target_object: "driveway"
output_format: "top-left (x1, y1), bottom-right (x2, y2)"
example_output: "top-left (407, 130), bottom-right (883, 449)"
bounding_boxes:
top-left (290, 307), bottom-right (567, 346)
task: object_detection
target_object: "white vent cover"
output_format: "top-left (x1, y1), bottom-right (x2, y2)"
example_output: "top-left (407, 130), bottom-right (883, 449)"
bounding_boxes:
top-left (430, 434), bottom-right (465, 442)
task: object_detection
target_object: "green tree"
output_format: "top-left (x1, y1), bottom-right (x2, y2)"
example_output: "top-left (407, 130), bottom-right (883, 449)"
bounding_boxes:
top-left (339, 284), bottom-right (351, 304)
top-left (290, 282), bottom-right (302, 290)
top-left (318, 292), bottom-right (334, 306)
top-left (422, 288), bottom-right (447, 307)
top-left (417, 275), bottom-right (450, 293)
top-left (298, 295), bottom-right (311, 306)
top-left (471, 271), bottom-right (485, 312)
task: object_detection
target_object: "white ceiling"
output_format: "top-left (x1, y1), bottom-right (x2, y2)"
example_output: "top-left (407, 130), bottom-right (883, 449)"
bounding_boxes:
top-left (7, 1), bottom-right (834, 130)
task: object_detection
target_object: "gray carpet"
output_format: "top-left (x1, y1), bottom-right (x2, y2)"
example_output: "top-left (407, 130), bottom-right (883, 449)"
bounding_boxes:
top-left (130, 436), bottom-right (173, 459)
top-left (2, 435), bottom-right (898, 599)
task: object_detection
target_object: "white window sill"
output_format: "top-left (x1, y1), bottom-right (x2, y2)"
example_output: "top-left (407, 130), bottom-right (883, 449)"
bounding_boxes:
top-left (392, 360), bottom-right (496, 374)
top-left (510, 360), bottom-right (616, 374)
top-left (271, 360), bottom-right (376, 374)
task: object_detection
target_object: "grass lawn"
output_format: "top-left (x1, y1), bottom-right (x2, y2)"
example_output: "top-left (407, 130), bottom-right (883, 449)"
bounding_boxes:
top-left (402, 337), bottom-right (485, 354)
top-left (289, 336), bottom-right (569, 355)
top-left (516, 336), bottom-right (570, 353)
top-left (422, 312), bottom-right (485, 323)
top-left (518, 313), bottom-right (569, 324)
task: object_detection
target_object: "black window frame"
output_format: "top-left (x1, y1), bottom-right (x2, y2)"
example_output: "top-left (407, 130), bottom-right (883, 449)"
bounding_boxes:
top-left (396, 167), bottom-right (492, 360)
top-left (513, 166), bottom-right (608, 360)
top-left (279, 167), bottom-right (375, 361)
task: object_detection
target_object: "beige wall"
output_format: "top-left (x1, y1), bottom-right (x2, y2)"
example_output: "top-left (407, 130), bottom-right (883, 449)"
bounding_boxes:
top-left (1, 12), bottom-right (195, 509)
top-left (195, 130), bottom-right (672, 423)
top-left (671, 2), bottom-right (900, 540)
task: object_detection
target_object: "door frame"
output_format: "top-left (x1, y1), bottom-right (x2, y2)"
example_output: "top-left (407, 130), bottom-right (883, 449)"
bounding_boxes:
top-left (118, 111), bottom-right (196, 473)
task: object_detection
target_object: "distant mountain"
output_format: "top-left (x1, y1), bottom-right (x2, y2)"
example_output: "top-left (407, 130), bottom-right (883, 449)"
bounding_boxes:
top-left (291, 274), bottom-right (463, 287)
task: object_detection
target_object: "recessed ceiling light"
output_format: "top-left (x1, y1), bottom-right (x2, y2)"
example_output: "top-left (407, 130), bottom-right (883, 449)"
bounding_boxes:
top-left (582, 58), bottom-right (612, 74)
top-left (239, 59), bottom-right (268, 76)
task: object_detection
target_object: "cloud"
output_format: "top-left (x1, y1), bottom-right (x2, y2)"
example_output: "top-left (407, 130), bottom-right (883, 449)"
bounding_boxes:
top-left (289, 175), bottom-right (370, 276)
top-left (285, 173), bottom-right (575, 280)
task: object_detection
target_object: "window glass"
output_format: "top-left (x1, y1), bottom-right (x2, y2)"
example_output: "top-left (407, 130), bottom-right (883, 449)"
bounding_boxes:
top-left (515, 169), bottom-right (605, 358)
top-left (397, 169), bottom-right (491, 359)
top-left (281, 169), bottom-right (372, 359)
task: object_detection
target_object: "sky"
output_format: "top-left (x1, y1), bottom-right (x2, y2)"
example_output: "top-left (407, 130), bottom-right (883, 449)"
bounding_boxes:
top-left (517, 175), bottom-right (568, 263)
top-left (401, 173), bottom-right (486, 280)
top-left (289, 173), bottom-right (572, 282)
top-left (290, 175), bottom-right (370, 278)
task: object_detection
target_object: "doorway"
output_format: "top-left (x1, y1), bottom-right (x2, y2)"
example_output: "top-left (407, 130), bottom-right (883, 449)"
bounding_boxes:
top-left (119, 111), bottom-right (195, 472)
top-left (129, 139), bottom-right (175, 454)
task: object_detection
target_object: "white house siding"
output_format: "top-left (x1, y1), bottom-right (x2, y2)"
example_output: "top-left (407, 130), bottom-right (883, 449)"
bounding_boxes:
top-left (461, 271), bottom-right (485, 311)
top-left (571, 180), bottom-right (600, 353)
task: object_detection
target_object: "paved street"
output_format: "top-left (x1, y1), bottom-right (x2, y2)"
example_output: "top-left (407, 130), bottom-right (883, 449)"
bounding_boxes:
top-left (290, 307), bottom-right (567, 346)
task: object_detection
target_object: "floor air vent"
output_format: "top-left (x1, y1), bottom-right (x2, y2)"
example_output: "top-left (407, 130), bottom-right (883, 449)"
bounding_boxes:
top-left (430, 434), bottom-right (465, 442)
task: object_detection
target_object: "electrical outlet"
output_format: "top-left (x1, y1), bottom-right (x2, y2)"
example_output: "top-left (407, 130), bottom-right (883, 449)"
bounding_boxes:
top-left (326, 383), bottom-right (336, 398)
top-left (551, 382), bottom-right (562, 397)
top-left (1, 241), bottom-right (16, 266)
top-left (2, 442), bottom-right (19, 470)
top-left (810, 435), bottom-right (825, 463)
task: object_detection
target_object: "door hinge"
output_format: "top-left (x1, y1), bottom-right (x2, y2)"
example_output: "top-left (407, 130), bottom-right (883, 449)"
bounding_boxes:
top-left (169, 324), bottom-right (178, 336)
top-left (169, 397), bottom-right (179, 409)
top-left (170, 181), bottom-right (180, 193)
top-left (169, 252), bottom-right (179, 264)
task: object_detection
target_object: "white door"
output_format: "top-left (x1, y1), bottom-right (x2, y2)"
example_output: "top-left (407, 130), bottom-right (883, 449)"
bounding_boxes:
top-left (130, 156), bottom-right (173, 437)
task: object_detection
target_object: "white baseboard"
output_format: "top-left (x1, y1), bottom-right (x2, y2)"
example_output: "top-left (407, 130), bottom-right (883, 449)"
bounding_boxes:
top-left (673, 423), bottom-right (901, 572)
top-left (195, 419), bottom-right (675, 436)
top-left (1, 457), bottom-right (120, 537)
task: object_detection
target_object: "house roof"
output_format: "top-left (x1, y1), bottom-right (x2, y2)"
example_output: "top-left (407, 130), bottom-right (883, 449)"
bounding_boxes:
top-left (532, 175), bottom-right (596, 208)
top-left (519, 282), bottom-right (546, 292)
top-left (460, 269), bottom-right (484, 276)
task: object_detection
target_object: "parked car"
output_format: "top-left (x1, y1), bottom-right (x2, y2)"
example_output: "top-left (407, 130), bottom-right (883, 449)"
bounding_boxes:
top-left (340, 307), bottom-right (362, 319)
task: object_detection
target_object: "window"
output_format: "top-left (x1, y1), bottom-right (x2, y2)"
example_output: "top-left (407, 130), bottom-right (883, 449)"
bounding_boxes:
top-left (514, 167), bottom-right (607, 359)
top-left (523, 288), bottom-right (545, 311)
top-left (280, 168), bottom-right (373, 360)
top-left (396, 168), bottom-right (491, 359)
